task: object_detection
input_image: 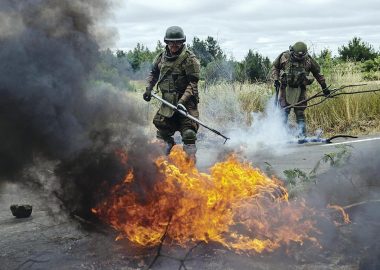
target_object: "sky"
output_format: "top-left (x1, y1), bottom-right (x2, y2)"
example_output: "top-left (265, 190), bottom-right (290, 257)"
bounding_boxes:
top-left (105, 0), bottom-right (380, 61)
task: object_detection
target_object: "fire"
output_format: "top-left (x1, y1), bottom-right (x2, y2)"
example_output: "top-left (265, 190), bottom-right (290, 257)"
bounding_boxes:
top-left (93, 145), bottom-right (322, 253)
top-left (327, 204), bottom-right (351, 225)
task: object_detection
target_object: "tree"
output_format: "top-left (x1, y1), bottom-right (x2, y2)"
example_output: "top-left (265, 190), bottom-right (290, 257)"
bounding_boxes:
top-left (338, 37), bottom-right (377, 62)
top-left (203, 60), bottom-right (235, 84)
top-left (243, 50), bottom-right (271, 82)
top-left (315, 48), bottom-right (335, 73)
top-left (124, 43), bottom-right (155, 71)
top-left (154, 40), bottom-right (165, 54)
top-left (116, 49), bottom-right (126, 58)
top-left (190, 36), bottom-right (225, 67)
top-left (91, 49), bottom-right (133, 89)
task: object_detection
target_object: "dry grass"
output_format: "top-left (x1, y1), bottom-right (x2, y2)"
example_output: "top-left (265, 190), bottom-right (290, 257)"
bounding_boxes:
top-left (306, 63), bottom-right (380, 136)
top-left (198, 82), bottom-right (272, 128)
top-left (130, 63), bottom-right (380, 137)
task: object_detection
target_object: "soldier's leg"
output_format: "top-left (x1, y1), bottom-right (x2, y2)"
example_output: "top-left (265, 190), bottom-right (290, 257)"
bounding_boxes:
top-left (295, 88), bottom-right (308, 137)
top-left (294, 109), bottom-right (306, 137)
top-left (153, 113), bottom-right (176, 155)
top-left (180, 109), bottom-right (199, 161)
top-left (181, 129), bottom-right (197, 160)
top-left (279, 87), bottom-right (290, 125)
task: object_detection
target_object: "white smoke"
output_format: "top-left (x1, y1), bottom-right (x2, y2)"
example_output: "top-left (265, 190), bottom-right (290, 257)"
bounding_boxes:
top-left (226, 96), bottom-right (296, 156)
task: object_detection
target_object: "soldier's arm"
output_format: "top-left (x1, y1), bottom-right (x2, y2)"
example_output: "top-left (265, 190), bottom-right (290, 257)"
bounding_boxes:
top-left (270, 54), bottom-right (282, 81)
top-left (146, 53), bottom-right (162, 90)
top-left (179, 55), bottom-right (201, 104)
top-left (310, 57), bottom-right (327, 88)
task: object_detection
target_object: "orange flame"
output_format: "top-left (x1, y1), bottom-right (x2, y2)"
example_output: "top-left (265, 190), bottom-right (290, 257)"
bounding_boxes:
top-left (327, 204), bottom-right (351, 225)
top-left (93, 146), bottom-right (321, 253)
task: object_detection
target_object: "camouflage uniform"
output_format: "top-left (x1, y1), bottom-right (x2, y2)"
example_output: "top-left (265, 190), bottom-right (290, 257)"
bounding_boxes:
top-left (146, 45), bottom-right (201, 155)
top-left (271, 44), bottom-right (327, 136)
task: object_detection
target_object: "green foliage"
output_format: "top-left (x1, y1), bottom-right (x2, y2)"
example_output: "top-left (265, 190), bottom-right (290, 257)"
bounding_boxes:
top-left (154, 40), bottom-right (165, 53)
top-left (92, 35), bottom-right (380, 98)
top-left (90, 49), bottom-right (132, 90)
top-left (315, 48), bottom-right (336, 75)
top-left (338, 37), bottom-right (378, 62)
top-left (233, 62), bottom-right (246, 83)
top-left (311, 145), bottom-right (352, 174)
top-left (242, 50), bottom-right (271, 82)
top-left (190, 36), bottom-right (225, 67)
top-left (362, 56), bottom-right (380, 72)
top-left (306, 59), bottom-right (380, 136)
top-left (123, 43), bottom-right (156, 71)
top-left (283, 168), bottom-right (314, 186)
top-left (230, 50), bottom-right (271, 83)
top-left (202, 59), bottom-right (235, 84)
top-left (283, 145), bottom-right (352, 196)
top-left (362, 71), bottom-right (380, 81)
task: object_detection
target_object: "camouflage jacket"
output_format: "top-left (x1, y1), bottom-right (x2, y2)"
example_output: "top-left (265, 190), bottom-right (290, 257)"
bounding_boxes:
top-left (146, 45), bottom-right (200, 105)
top-left (271, 51), bottom-right (326, 89)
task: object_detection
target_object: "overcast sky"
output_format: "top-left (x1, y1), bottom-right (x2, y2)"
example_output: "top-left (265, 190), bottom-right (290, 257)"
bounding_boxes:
top-left (106, 0), bottom-right (380, 61)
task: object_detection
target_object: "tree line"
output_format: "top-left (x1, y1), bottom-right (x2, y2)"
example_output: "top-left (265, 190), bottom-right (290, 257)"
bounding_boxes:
top-left (92, 36), bottom-right (380, 90)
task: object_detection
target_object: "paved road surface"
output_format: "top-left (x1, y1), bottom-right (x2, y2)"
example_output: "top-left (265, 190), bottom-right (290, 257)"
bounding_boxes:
top-left (1, 135), bottom-right (379, 269)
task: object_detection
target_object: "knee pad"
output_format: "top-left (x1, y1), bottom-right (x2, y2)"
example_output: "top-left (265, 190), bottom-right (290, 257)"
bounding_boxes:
top-left (181, 129), bottom-right (197, 144)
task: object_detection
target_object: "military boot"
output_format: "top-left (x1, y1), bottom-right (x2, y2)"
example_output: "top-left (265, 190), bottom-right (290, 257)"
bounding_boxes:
top-left (183, 144), bottom-right (197, 162)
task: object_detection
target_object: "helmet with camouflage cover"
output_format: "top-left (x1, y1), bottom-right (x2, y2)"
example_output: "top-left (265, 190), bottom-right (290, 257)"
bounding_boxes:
top-left (164, 26), bottom-right (186, 43)
top-left (290, 41), bottom-right (308, 61)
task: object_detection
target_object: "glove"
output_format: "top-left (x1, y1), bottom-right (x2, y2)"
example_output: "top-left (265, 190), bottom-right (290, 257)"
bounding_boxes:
top-left (322, 86), bottom-right (330, 97)
top-left (274, 80), bottom-right (280, 88)
top-left (143, 87), bottom-right (152, 102)
top-left (177, 103), bottom-right (188, 114)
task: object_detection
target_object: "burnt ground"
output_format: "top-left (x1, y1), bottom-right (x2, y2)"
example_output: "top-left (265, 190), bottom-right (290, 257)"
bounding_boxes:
top-left (1, 136), bottom-right (380, 270)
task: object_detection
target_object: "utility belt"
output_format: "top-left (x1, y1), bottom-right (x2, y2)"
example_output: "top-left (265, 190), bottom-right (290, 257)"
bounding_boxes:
top-left (160, 87), bottom-right (182, 94)
top-left (281, 74), bottom-right (313, 88)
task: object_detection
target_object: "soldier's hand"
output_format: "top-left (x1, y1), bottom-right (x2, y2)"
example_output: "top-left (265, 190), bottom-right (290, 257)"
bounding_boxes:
top-left (143, 87), bottom-right (152, 102)
top-left (177, 103), bottom-right (188, 114)
top-left (274, 80), bottom-right (280, 88)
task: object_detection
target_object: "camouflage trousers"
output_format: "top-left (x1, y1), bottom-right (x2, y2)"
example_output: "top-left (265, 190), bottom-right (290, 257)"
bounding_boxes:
top-left (279, 86), bottom-right (307, 136)
top-left (153, 108), bottom-right (199, 144)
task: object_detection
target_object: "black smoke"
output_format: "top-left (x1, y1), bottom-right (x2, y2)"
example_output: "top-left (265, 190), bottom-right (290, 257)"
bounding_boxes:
top-left (0, 1), bottom-right (161, 216)
top-left (306, 142), bottom-right (380, 268)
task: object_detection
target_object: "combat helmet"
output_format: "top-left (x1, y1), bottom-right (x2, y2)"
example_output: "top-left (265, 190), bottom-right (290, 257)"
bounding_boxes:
top-left (290, 41), bottom-right (308, 60)
top-left (164, 26), bottom-right (186, 43)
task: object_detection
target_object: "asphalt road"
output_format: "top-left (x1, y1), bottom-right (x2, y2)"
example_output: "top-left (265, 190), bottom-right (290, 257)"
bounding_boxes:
top-left (198, 134), bottom-right (380, 177)
top-left (1, 135), bottom-right (379, 269)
